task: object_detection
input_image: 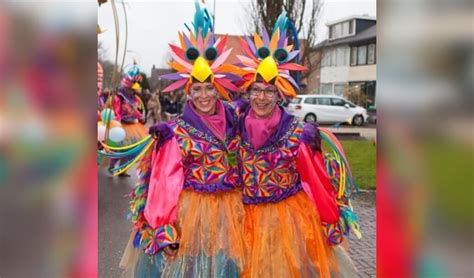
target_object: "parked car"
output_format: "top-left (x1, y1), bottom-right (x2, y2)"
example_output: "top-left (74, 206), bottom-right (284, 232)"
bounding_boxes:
top-left (287, 94), bottom-right (368, 126)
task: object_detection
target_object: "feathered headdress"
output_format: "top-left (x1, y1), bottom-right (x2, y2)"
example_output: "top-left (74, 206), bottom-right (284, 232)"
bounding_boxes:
top-left (160, 1), bottom-right (241, 101)
top-left (120, 64), bottom-right (143, 92)
top-left (235, 12), bottom-right (306, 98)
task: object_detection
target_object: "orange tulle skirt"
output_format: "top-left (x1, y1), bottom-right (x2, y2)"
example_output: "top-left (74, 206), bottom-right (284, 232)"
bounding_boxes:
top-left (242, 191), bottom-right (340, 278)
top-left (122, 122), bottom-right (147, 145)
top-left (174, 189), bottom-right (245, 260)
top-left (126, 189), bottom-right (246, 277)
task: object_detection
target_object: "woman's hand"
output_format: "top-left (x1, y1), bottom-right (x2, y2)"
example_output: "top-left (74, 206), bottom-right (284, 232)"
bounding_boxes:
top-left (163, 244), bottom-right (179, 258)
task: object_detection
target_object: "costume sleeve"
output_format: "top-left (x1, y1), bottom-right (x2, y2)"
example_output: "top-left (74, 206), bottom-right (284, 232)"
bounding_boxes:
top-left (144, 136), bottom-right (184, 228)
top-left (130, 124), bottom-right (183, 254)
top-left (296, 143), bottom-right (340, 225)
top-left (297, 123), bottom-right (362, 245)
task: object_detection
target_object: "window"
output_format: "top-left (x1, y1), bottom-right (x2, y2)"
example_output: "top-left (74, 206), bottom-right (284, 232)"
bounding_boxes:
top-left (331, 49), bottom-right (336, 66)
top-left (336, 47), bottom-right (345, 66)
top-left (304, 97), bottom-right (317, 104)
top-left (349, 20), bottom-right (354, 34)
top-left (331, 98), bottom-right (346, 106)
top-left (345, 46), bottom-right (351, 65)
top-left (291, 97), bottom-right (302, 104)
top-left (335, 24), bottom-right (341, 38)
top-left (350, 47), bottom-right (357, 65)
top-left (334, 84), bottom-right (346, 96)
top-left (320, 84), bottom-right (332, 95)
top-left (329, 26), bottom-right (335, 39)
top-left (342, 21), bottom-right (349, 36)
top-left (368, 43), bottom-right (376, 64)
top-left (351, 44), bottom-right (376, 66)
top-left (357, 45), bottom-right (367, 65)
top-left (323, 49), bottom-right (333, 67)
top-left (346, 101), bottom-right (356, 108)
top-left (317, 97), bottom-right (332, 105)
top-left (335, 47), bottom-right (349, 66)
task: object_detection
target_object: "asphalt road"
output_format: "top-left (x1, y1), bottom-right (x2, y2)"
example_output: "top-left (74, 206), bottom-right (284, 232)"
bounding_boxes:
top-left (99, 167), bottom-right (136, 278)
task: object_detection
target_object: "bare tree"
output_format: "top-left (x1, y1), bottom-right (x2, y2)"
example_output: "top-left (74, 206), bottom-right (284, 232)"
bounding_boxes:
top-left (244, 0), bottom-right (323, 81)
top-left (98, 41), bottom-right (108, 62)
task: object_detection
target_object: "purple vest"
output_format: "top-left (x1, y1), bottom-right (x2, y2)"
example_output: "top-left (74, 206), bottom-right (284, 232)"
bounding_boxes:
top-left (169, 102), bottom-right (241, 193)
top-left (239, 115), bottom-right (306, 204)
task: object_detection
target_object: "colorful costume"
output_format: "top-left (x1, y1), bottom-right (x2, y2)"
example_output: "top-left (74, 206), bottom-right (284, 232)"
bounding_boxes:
top-left (112, 66), bottom-right (148, 146)
top-left (115, 2), bottom-right (245, 277)
top-left (233, 12), bottom-right (360, 277)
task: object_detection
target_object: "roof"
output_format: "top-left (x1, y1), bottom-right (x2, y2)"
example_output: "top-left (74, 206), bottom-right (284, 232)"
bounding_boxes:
top-left (215, 34), bottom-right (246, 65)
top-left (326, 15), bottom-right (376, 26)
top-left (314, 24), bottom-right (376, 49)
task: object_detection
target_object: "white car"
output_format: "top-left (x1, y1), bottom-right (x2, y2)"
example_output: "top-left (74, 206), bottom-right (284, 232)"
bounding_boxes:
top-left (287, 94), bottom-right (368, 126)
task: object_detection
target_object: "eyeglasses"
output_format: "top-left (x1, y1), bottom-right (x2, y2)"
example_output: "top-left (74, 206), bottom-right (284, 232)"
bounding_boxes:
top-left (249, 87), bottom-right (277, 98)
top-left (190, 86), bottom-right (217, 97)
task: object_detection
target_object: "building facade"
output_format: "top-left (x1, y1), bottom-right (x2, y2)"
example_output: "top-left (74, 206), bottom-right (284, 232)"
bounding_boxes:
top-left (315, 16), bottom-right (376, 105)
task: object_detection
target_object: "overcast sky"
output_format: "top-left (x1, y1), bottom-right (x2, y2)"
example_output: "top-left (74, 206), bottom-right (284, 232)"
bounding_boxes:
top-left (98, 0), bottom-right (376, 75)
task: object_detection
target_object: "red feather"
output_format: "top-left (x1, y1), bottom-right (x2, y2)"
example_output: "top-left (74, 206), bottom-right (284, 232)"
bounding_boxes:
top-left (215, 35), bottom-right (228, 54)
top-left (169, 44), bottom-right (186, 60)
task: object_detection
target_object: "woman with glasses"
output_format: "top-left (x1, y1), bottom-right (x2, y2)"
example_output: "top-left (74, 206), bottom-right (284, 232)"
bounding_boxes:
top-left (234, 12), bottom-right (360, 277)
top-left (121, 3), bottom-right (246, 277)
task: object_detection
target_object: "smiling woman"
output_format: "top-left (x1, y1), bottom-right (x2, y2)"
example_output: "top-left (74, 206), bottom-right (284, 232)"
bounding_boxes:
top-left (112, 2), bottom-right (246, 277)
top-left (248, 83), bottom-right (279, 118)
top-left (189, 82), bottom-right (218, 116)
top-left (233, 11), bottom-right (360, 277)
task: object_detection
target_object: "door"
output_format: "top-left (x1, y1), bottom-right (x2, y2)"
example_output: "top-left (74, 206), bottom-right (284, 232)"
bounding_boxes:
top-left (314, 97), bottom-right (333, 123)
top-left (329, 97), bottom-right (353, 123)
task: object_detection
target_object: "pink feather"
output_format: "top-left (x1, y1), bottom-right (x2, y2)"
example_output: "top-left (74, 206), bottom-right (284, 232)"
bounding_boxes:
top-left (211, 48), bottom-right (232, 70)
top-left (162, 79), bottom-right (188, 92)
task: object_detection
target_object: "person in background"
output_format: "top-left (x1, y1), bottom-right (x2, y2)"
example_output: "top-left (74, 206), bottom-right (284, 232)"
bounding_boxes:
top-left (164, 91), bottom-right (180, 121)
top-left (138, 88), bottom-right (152, 122)
top-left (109, 66), bottom-right (148, 177)
top-left (146, 88), bottom-right (162, 124)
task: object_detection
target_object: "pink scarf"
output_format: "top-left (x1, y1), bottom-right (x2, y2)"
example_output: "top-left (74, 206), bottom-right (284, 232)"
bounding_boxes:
top-left (245, 106), bottom-right (282, 149)
top-left (190, 100), bottom-right (226, 141)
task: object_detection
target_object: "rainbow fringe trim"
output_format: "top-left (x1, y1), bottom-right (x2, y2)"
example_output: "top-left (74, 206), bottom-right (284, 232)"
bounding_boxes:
top-left (98, 135), bottom-right (155, 176)
top-left (99, 135), bottom-right (179, 254)
top-left (319, 127), bottom-right (362, 241)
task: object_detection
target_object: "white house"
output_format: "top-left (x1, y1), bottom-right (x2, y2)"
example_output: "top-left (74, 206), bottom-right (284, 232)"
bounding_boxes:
top-left (315, 16), bottom-right (376, 104)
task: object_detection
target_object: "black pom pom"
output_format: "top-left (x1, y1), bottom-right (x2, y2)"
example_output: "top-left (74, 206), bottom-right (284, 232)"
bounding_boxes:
top-left (273, 48), bottom-right (288, 62)
top-left (205, 47), bottom-right (218, 61)
top-left (186, 47), bottom-right (200, 61)
top-left (257, 47), bottom-right (270, 59)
